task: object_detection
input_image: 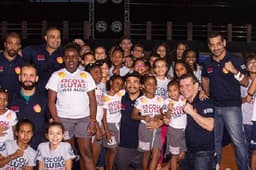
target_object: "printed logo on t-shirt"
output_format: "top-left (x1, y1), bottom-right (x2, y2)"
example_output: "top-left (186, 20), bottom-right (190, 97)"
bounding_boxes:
top-left (10, 105), bottom-right (19, 112)
top-left (33, 104), bottom-right (41, 113)
top-left (58, 71), bottom-right (66, 78)
top-left (56, 56), bottom-right (63, 64)
top-left (37, 54), bottom-right (46, 61)
top-left (60, 79), bottom-right (88, 92)
top-left (203, 108), bottom-right (214, 115)
top-left (14, 66), bottom-right (21, 75)
top-left (80, 72), bottom-right (87, 79)
top-left (7, 157), bottom-right (28, 168)
top-left (43, 156), bottom-right (65, 169)
top-left (0, 65), bottom-right (3, 72)
top-left (207, 66), bottom-right (213, 74)
top-left (108, 101), bottom-right (121, 115)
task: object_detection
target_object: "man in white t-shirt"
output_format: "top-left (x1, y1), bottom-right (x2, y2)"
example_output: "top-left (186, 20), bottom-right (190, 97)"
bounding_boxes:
top-left (46, 42), bottom-right (97, 170)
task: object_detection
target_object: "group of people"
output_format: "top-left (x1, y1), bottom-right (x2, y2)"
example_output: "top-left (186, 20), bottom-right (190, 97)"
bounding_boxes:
top-left (0, 27), bottom-right (255, 170)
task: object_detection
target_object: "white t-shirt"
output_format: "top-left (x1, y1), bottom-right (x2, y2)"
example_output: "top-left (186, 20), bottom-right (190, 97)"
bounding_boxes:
top-left (0, 140), bottom-right (36, 169)
top-left (0, 109), bottom-right (17, 145)
top-left (134, 95), bottom-right (164, 124)
top-left (241, 79), bottom-right (254, 124)
top-left (96, 82), bottom-right (106, 124)
top-left (162, 95), bottom-right (187, 129)
top-left (155, 77), bottom-right (170, 99)
top-left (103, 90), bottom-right (125, 123)
top-left (193, 64), bottom-right (202, 83)
top-left (37, 142), bottom-right (76, 170)
top-left (109, 66), bottom-right (130, 77)
top-left (45, 68), bottom-right (96, 119)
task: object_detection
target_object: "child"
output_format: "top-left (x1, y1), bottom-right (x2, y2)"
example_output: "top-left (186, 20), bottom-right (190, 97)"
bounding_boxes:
top-left (162, 80), bottom-right (187, 170)
top-left (85, 62), bottom-right (106, 169)
top-left (37, 122), bottom-right (76, 170)
top-left (134, 58), bottom-right (147, 76)
top-left (132, 76), bottom-right (164, 170)
top-left (153, 58), bottom-right (171, 169)
top-left (79, 52), bottom-right (96, 70)
top-left (0, 88), bottom-right (17, 147)
top-left (241, 54), bottom-right (256, 169)
top-left (102, 75), bottom-right (124, 170)
top-left (100, 59), bottom-right (111, 84)
top-left (124, 55), bottom-right (134, 71)
top-left (0, 119), bottom-right (36, 169)
top-left (109, 46), bottom-right (130, 77)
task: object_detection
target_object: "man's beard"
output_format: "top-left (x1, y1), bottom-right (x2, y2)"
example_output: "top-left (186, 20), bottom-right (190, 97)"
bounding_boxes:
top-left (6, 49), bottom-right (18, 57)
top-left (21, 81), bottom-right (36, 90)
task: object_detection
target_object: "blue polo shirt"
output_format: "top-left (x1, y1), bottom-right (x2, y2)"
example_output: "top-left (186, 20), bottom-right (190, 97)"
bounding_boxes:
top-left (8, 89), bottom-right (50, 149)
top-left (0, 52), bottom-right (24, 95)
top-left (185, 93), bottom-right (215, 153)
top-left (202, 52), bottom-right (247, 106)
top-left (119, 92), bottom-right (142, 148)
top-left (22, 44), bottom-right (64, 94)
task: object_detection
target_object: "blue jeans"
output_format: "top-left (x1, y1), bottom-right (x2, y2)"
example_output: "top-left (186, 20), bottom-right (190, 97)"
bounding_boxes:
top-left (215, 106), bottom-right (249, 170)
top-left (188, 150), bottom-right (215, 170)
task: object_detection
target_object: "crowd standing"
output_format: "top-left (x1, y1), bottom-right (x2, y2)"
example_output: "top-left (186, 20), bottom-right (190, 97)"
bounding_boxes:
top-left (0, 28), bottom-right (255, 170)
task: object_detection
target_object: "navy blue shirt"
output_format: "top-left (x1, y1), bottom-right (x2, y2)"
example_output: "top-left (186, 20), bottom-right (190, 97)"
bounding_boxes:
top-left (0, 52), bottom-right (24, 95)
top-left (185, 93), bottom-right (215, 153)
top-left (119, 92), bottom-right (142, 148)
top-left (9, 89), bottom-right (50, 149)
top-left (22, 44), bottom-right (64, 94)
top-left (202, 52), bottom-right (247, 106)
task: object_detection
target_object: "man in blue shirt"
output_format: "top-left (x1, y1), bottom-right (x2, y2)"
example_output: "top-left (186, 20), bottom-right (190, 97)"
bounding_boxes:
top-left (116, 71), bottom-right (142, 170)
top-left (9, 64), bottom-right (50, 149)
top-left (0, 32), bottom-right (24, 95)
top-left (22, 27), bottom-right (64, 94)
top-left (202, 31), bottom-right (249, 170)
top-left (180, 73), bottom-right (215, 170)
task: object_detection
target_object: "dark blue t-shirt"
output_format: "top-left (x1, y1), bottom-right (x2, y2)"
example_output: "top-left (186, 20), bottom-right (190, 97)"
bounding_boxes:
top-left (202, 52), bottom-right (247, 106)
top-left (185, 93), bottom-right (215, 153)
top-left (9, 89), bottom-right (50, 149)
top-left (22, 44), bottom-right (64, 94)
top-left (119, 92), bottom-right (142, 148)
top-left (0, 52), bottom-right (24, 95)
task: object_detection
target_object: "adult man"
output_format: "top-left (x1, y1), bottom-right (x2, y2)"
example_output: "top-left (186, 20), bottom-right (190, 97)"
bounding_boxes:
top-left (202, 31), bottom-right (249, 170)
top-left (0, 32), bottom-right (24, 95)
top-left (9, 64), bottom-right (50, 149)
top-left (179, 73), bottom-right (215, 170)
top-left (116, 71), bottom-right (142, 170)
top-left (46, 42), bottom-right (97, 170)
top-left (22, 27), bottom-right (64, 94)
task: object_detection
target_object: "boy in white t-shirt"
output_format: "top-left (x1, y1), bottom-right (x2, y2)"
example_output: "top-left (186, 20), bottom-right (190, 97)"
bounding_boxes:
top-left (162, 80), bottom-right (187, 170)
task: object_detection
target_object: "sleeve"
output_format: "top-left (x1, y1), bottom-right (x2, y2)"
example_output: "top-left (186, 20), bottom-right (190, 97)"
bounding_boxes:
top-left (232, 56), bottom-right (247, 74)
top-left (36, 144), bottom-right (43, 161)
top-left (9, 111), bottom-right (18, 126)
top-left (162, 99), bottom-right (169, 113)
top-left (64, 143), bottom-right (76, 160)
top-left (45, 72), bottom-right (59, 91)
top-left (134, 98), bottom-right (142, 111)
top-left (0, 142), bottom-right (8, 157)
top-left (201, 62), bottom-right (208, 77)
top-left (86, 72), bottom-right (96, 92)
top-left (240, 85), bottom-right (247, 97)
top-left (202, 100), bottom-right (215, 118)
top-left (27, 149), bottom-right (36, 166)
top-left (102, 94), bottom-right (109, 109)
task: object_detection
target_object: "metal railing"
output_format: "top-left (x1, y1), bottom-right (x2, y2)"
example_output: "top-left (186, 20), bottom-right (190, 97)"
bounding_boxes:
top-left (0, 20), bottom-right (255, 43)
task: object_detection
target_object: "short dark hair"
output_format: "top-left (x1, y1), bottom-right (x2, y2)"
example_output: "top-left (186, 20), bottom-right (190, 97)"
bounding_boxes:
top-left (63, 42), bottom-right (81, 54)
top-left (124, 71), bottom-right (142, 83)
top-left (208, 31), bottom-right (224, 42)
top-left (179, 73), bottom-right (199, 84)
top-left (46, 121), bottom-right (65, 134)
top-left (16, 119), bottom-right (35, 133)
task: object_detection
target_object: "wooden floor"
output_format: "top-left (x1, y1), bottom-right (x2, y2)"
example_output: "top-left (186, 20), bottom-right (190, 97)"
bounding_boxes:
top-left (220, 144), bottom-right (237, 170)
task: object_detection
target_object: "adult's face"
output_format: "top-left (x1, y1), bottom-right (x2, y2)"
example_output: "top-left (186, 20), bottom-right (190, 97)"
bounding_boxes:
top-left (208, 35), bottom-right (226, 58)
top-left (19, 66), bottom-right (38, 90)
top-left (125, 76), bottom-right (141, 95)
top-left (44, 29), bottom-right (61, 50)
top-left (179, 77), bottom-right (198, 102)
top-left (63, 48), bottom-right (80, 73)
top-left (4, 36), bottom-right (21, 58)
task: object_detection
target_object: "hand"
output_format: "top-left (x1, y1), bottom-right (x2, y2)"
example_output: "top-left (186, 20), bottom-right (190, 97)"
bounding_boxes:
top-left (143, 116), bottom-right (152, 123)
top-left (199, 90), bottom-right (208, 101)
top-left (183, 103), bottom-right (197, 116)
top-left (146, 119), bottom-right (162, 129)
top-left (87, 121), bottom-right (97, 136)
top-left (95, 123), bottom-right (103, 141)
top-left (163, 115), bottom-right (171, 125)
top-left (246, 95), bottom-right (254, 103)
top-left (12, 149), bottom-right (24, 158)
top-left (73, 38), bottom-right (85, 47)
top-left (224, 61), bottom-right (237, 74)
top-left (105, 131), bottom-right (112, 143)
top-left (0, 125), bottom-right (7, 137)
top-left (112, 68), bottom-right (120, 75)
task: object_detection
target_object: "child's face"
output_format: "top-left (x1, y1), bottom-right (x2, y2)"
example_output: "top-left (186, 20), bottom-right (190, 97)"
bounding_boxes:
top-left (132, 46), bottom-right (144, 59)
top-left (143, 78), bottom-right (157, 95)
top-left (134, 60), bottom-right (146, 75)
top-left (124, 56), bottom-right (134, 68)
top-left (90, 67), bottom-right (102, 84)
top-left (246, 59), bottom-right (256, 73)
top-left (168, 84), bottom-right (180, 101)
top-left (83, 54), bottom-right (96, 66)
top-left (0, 92), bottom-right (8, 111)
top-left (156, 45), bottom-right (167, 58)
top-left (47, 125), bottom-right (64, 146)
top-left (176, 44), bottom-right (186, 59)
top-left (110, 78), bottom-right (124, 93)
top-left (111, 50), bottom-right (124, 67)
top-left (154, 60), bottom-right (168, 77)
top-left (185, 51), bottom-right (197, 66)
top-left (101, 63), bottom-right (109, 78)
top-left (63, 48), bottom-right (80, 73)
top-left (95, 47), bottom-right (106, 60)
top-left (175, 63), bottom-right (187, 78)
top-left (16, 123), bottom-right (33, 145)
